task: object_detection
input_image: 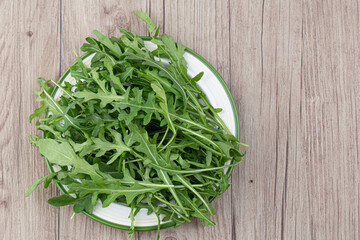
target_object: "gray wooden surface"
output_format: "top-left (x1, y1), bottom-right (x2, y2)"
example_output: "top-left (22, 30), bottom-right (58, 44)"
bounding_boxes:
top-left (1, 0), bottom-right (359, 239)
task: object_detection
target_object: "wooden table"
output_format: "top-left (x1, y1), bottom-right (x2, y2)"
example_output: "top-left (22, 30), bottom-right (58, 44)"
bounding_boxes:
top-left (1, 0), bottom-right (359, 239)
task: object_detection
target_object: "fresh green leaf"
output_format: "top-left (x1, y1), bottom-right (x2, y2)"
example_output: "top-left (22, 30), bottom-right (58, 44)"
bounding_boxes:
top-left (37, 139), bottom-right (103, 182)
top-left (93, 30), bottom-right (122, 58)
top-left (48, 194), bottom-right (77, 207)
top-left (25, 172), bottom-right (57, 197)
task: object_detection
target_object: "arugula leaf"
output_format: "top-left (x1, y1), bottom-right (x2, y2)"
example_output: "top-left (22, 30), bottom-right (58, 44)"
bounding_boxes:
top-left (37, 139), bottom-right (103, 182)
top-left (48, 194), bottom-right (77, 207)
top-left (48, 194), bottom-right (94, 214)
top-left (89, 128), bottom-right (131, 164)
top-left (67, 180), bottom-right (160, 205)
top-left (93, 30), bottom-right (122, 58)
top-left (73, 88), bottom-right (124, 108)
top-left (25, 172), bottom-right (58, 197)
top-left (177, 191), bottom-right (215, 226)
top-left (133, 11), bottom-right (157, 36)
top-left (130, 124), bottom-right (188, 216)
top-left (150, 80), bottom-right (176, 134)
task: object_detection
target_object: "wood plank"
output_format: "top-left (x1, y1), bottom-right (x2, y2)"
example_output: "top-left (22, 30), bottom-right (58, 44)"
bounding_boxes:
top-left (300, 1), bottom-right (360, 239)
top-left (230, 0), bottom-right (286, 238)
top-left (230, 0), bottom-right (360, 239)
top-left (138, 0), bottom-right (232, 239)
top-left (0, 1), bottom-right (60, 239)
top-left (59, 1), bottom-right (148, 239)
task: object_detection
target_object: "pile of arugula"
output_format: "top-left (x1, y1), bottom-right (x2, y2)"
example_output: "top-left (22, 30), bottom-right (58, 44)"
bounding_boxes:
top-left (27, 11), bottom-right (246, 239)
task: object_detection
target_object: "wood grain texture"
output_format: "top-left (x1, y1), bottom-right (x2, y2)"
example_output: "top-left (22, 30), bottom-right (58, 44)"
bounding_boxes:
top-left (1, 0), bottom-right (359, 239)
top-left (0, 0), bottom-right (60, 239)
top-left (230, 0), bottom-right (360, 240)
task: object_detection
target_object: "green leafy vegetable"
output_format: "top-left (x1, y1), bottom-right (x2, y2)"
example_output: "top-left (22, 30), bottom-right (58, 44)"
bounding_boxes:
top-left (26, 11), bottom-right (246, 240)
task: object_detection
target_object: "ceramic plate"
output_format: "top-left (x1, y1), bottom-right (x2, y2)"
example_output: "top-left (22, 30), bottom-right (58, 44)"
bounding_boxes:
top-left (47, 41), bottom-right (240, 231)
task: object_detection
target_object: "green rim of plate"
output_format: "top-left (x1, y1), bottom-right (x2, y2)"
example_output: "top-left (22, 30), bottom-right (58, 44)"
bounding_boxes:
top-left (44, 38), bottom-right (240, 231)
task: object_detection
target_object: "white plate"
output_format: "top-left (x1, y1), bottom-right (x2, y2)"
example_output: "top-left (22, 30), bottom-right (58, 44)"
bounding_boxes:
top-left (49, 41), bottom-right (239, 230)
